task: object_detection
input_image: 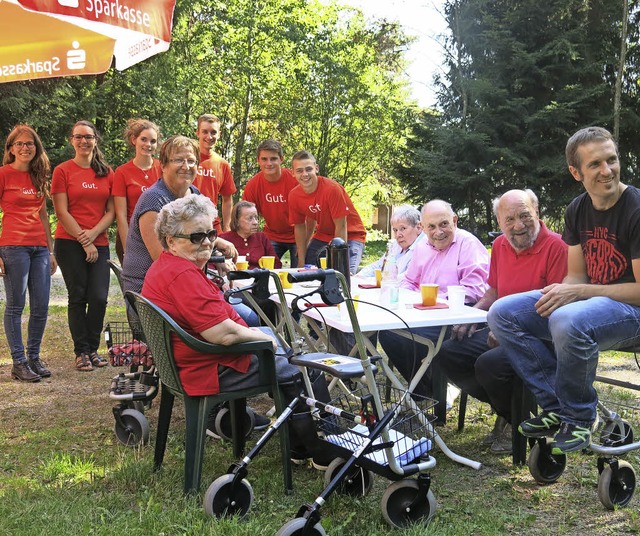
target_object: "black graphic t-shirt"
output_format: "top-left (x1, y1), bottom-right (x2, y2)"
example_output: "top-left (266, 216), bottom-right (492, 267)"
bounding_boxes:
top-left (563, 185), bottom-right (640, 285)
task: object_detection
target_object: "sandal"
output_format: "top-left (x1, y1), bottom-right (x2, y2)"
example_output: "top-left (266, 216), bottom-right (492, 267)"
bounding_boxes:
top-left (89, 352), bottom-right (108, 368)
top-left (75, 353), bottom-right (93, 372)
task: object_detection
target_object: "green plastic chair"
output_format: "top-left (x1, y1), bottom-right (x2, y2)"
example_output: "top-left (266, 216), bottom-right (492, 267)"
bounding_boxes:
top-left (128, 291), bottom-right (292, 495)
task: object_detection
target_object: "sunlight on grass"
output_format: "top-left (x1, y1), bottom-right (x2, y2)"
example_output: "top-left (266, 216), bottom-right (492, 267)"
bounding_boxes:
top-left (40, 453), bottom-right (104, 487)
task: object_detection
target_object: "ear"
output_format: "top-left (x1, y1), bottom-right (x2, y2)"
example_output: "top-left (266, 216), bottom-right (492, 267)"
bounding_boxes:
top-left (315, 163), bottom-right (320, 174)
top-left (568, 165), bottom-right (583, 183)
top-left (452, 214), bottom-right (459, 226)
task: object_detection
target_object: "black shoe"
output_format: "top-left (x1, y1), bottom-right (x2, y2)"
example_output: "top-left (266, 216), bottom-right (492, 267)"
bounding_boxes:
top-left (28, 358), bottom-right (51, 378)
top-left (252, 410), bottom-right (271, 430)
top-left (518, 411), bottom-right (561, 438)
top-left (551, 420), bottom-right (597, 454)
top-left (11, 362), bottom-right (41, 382)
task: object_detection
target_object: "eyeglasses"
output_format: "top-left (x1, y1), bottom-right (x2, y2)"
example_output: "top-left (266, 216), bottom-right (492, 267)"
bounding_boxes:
top-left (72, 134), bottom-right (96, 141)
top-left (11, 141), bottom-right (35, 149)
top-left (173, 229), bottom-right (217, 244)
top-left (170, 158), bottom-right (198, 167)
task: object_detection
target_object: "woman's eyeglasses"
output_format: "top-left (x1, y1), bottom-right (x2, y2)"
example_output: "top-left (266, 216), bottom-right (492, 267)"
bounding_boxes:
top-left (169, 158), bottom-right (198, 167)
top-left (173, 229), bottom-right (217, 244)
top-left (72, 134), bottom-right (96, 141)
top-left (11, 141), bottom-right (36, 149)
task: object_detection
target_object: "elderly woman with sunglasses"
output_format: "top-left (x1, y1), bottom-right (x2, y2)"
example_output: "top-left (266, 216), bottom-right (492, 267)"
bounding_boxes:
top-left (142, 194), bottom-right (334, 466)
top-left (0, 125), bottom-right (56, 382)
top-left (52, 120), bottom-right (115, 372)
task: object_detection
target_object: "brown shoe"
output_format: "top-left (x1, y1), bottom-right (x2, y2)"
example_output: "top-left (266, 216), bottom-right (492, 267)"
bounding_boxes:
top-left (89, 352), bottom-right (108, 368)
top-left (28, 357), bottom-right (52, 378)
top-left (75, 354), bottom-right (93, 372)
top-left (11, 362), bottom-right (41, 382)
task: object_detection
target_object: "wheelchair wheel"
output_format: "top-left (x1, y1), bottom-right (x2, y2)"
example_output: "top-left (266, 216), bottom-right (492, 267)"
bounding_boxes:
top-left (214, 406), bottom-right (255, 441)
top-left (600, 419), bottom-right (634, 447)
top-left (324, 457), bottom-right (373, 497)
top-left (203, 474), bottom-right (254, 518)
top-left (276, 517), bottom-right (327, 536)
top-left (597, 460), bottom-right (636, 510)
top-left (114, 409), bottom-right (149, 447)
top-left (381, 479), bottom-right (437, 529)
top-left (528, 441), bottom-right (566, 484)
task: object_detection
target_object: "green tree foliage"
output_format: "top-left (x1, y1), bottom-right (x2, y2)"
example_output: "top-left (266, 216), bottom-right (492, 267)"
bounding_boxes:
top-left (0, 0), bottom-right (415, 230)
top-left (397, 0), bottom-right (640, 238)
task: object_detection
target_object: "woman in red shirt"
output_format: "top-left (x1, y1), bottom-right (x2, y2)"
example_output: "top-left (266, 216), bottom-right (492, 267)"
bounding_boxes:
top-left (113, 118), bottom-right (162, 264)
top-left (0, 125), bottom-right (56, 382)
top-left (51, 120), bottom-right (115, 372)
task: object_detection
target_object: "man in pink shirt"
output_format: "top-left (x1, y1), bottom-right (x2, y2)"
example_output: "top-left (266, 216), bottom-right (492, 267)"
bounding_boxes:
top-left (432, 190), bottom-right (568, 454)
top-left (379, 199), bottom-right (489, 397)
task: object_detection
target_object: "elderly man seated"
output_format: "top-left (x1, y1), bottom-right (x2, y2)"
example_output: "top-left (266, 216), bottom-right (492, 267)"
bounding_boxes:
top-left (141, 194), bottom-right (333, 467)
top-left (378, 200), bottom-right (489, 397)
top-left (431, 189), bottom-right (568, 454)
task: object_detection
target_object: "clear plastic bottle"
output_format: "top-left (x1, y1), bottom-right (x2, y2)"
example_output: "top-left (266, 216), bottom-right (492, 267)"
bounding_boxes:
top-left (380, 255), bottom-right (399, 310)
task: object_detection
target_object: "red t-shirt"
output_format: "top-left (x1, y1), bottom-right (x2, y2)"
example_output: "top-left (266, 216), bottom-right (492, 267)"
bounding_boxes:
top-left (51, 160), bottom-right (114, 247)
top-left (288, 176), bottom-right (366, 243)
top-left (219, 230), bottom-right (282, 269)
top-left (242, 169), bottom-right (298, 242)
top-left (112, 159), bottom-right (162, 222)
top-left (488, 221), bottom-right (568, 298)
top-left (0, 165), bottom-right (48, 247)
top-left (141, 251), bottom-right (252, 396)
top-left (194, 153), bottom-right (237, 232)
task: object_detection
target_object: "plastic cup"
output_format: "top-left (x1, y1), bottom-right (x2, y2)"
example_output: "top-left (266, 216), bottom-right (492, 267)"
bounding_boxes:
top-left (375, 268), bottom-right (382, 287)
top-left (258, 256), bottom-right (275, 269)
top-left (447, 285), bottom-right (466, 309)
top-left (278, 271), bottom-right (292, 288)
top-left (236, 261), bottom-right (249, 270)
top-left (236, 255), bottom-right (246, 263)
top-left (420, 284), bottom-right (439, 306)
top-left (319, 257), bottom-right (327, 269)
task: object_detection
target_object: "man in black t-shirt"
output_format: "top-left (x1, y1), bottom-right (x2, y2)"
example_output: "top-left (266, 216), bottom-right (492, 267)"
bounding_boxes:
top-left (487, 126), bottom-right (640, 454)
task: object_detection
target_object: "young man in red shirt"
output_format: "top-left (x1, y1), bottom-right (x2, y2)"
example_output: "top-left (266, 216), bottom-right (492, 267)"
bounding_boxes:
top-left (242, 140), bottom-right (299, 266)
top-left (288, 150), bottom-right (366, 272)
top-left (193, 114), bottom-right (236, 232)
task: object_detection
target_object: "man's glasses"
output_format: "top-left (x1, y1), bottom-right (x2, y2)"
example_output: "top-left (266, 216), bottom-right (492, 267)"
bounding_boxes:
top-left (72, 134), bottom-right (96, 141)
top-left (170, 158), bottom-right (198, 167)
top-left (11, 141), bottom-right (35, 149)
top-left (173, 229), bottom-right (217, 244)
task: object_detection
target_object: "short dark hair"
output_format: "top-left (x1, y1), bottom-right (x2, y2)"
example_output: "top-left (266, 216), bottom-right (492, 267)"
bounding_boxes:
top-left (565, 126), bottom-right (617, 169)
top-left (197, 114), bottom-right (220, 128)
top-left (256, 139), bottom-right (283, 159)
top-left (291, 150), bottom-right (315, 165)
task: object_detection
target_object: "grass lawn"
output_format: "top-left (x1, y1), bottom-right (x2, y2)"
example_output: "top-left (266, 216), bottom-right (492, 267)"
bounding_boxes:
top-left (1, 241), bottom-right (640, 535)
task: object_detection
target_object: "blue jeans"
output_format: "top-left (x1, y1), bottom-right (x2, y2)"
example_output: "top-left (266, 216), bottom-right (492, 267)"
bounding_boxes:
top-left (487, 290), bottom-right (640, 427)
top-left (271, 240), bottom-right (297, 268)
top-left (379, 326), bottom-right (450, 397)
top-left (0, 246), bottom-right (51, 365)
top-left (55, 239), bottom-right (111, 356)
top-left (305, 239), bottom-right (365, 274)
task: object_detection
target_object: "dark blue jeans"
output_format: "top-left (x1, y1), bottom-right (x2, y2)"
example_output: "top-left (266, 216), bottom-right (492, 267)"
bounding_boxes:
top-left (0, 246), bottom-right (50, 365)
top-left (488, 290), bottom-right (640, 427)
top-left (54, 239), bottom-right (110, 356)
top-left (271, 240), bottom-right (298, 268)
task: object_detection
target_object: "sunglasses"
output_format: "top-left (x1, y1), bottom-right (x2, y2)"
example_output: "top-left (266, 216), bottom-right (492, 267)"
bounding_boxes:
top-left (173, 229), bottom-right (217, 244)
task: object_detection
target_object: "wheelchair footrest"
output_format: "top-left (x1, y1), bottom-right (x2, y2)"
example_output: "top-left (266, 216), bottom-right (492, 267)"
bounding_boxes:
top-left (290, 352), bottom-right (376, 379)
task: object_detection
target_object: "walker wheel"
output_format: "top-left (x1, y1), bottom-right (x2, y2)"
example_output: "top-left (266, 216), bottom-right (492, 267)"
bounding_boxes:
top-left (114, 409), bottom-right (149, 447)
top-left (380, 479), bottom-right (437, 529)
top-left (528, 441), bottom-right (566, 484)
top-left (214, 407), bottom-right (255, 441)
top-left (600, 420), bottom-right (634, 447)
top-left (203, 474), bottom-right (254, 518)
top-left (324, 457), bottom-right (373, 496)
top-left (276, 517), bottom-right (327, 536)
top-left (597, 460), bottom-right (636, 510)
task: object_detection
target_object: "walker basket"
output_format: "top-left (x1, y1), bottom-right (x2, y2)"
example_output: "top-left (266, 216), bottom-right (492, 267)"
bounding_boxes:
top-left (319, 383), bottom-right (436, 467)
top-left (104, 321), bottom-right (153, 367)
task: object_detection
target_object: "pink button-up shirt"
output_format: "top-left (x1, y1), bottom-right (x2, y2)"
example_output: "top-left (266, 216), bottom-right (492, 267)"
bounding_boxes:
top-left (401, 228), bottom-right (489, 303)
